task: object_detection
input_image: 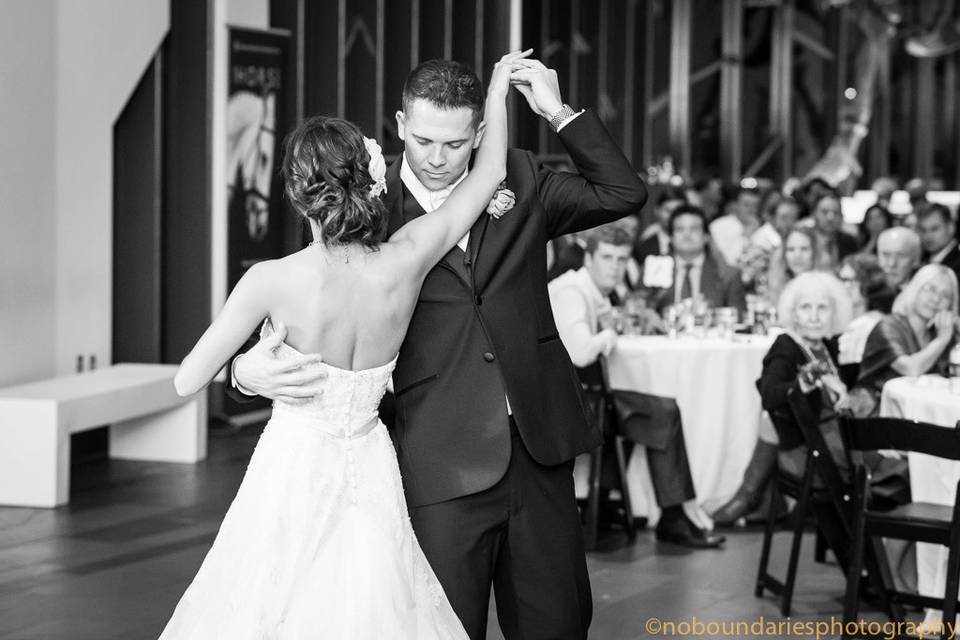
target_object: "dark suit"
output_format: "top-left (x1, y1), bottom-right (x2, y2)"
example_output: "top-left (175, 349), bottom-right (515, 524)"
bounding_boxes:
top-left (385, 111), bottom-right (646, 639)
top-left (836, 231), bottom-right (859, 260)
top-left (931, 242), bottom-right (960, 283)
top-left (634, 231), bottom-right (667, 264)
top-left (647, 251), bottom-right (747, 314)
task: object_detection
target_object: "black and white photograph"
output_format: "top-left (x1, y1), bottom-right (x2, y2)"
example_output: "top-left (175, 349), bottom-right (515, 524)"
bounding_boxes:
top-left (5, 1), bottom-right (960, 638)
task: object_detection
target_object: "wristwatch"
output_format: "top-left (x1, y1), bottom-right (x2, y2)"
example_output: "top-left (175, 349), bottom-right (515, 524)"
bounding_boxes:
top-left (548, 104), bottom-right (577, 132)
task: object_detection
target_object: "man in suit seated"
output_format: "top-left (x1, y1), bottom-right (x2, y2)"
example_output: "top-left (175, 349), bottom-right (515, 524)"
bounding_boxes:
top-left (919, 203), bottom-right (960, 281)
top-left (634, 185), bottom-right (687, 264)
top-left (548, 224), bottom-right (725, 549)
top-left (644, 204), bottom-right (747, 314)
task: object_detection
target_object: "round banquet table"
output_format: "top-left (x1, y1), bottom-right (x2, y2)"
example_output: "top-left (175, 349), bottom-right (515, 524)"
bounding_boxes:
top-left (880, 375), bottom-right (960, 618)
top-left (606, 334), bottom-right (773, 515)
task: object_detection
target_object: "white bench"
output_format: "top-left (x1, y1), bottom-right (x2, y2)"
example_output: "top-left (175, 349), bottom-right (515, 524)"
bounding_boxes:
top-left (0, 363), bottom-right (207, 508)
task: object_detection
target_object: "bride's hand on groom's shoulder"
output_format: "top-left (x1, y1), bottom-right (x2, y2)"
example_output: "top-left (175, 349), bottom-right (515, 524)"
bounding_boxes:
top-left (234, 321), bottom-right (327, 403)
top-left (508, 58), bottom-right (564, 120)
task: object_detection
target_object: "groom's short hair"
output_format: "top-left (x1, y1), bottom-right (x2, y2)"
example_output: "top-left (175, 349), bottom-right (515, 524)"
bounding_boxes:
top-left (401, 59), bottom-right (485, 128)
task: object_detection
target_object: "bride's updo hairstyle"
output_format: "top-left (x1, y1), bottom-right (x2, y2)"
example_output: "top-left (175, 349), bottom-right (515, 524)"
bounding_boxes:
top-left (282, 116), bottom-right (386, 249)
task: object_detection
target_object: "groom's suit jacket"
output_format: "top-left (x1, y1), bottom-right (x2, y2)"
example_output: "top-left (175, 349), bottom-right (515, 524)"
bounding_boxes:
top-left (384, 110), bottom-right (647, 506)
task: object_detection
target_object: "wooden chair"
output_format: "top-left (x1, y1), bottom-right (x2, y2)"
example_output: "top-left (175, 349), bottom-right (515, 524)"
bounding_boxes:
top-left (755, 393), bottom-right (843, 616)
top-left (576, 356), bottom-right (637, 551)
top-left (839, 414), bottom-right (960, 640)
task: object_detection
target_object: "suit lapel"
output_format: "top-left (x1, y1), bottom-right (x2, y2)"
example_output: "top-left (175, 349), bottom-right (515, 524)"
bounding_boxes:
top-left (391, 162), bottom-right (471, 285)
top-left (384, 158), bottom-right (406, 237)
top-left (467, 212), bottom-right (489, 272)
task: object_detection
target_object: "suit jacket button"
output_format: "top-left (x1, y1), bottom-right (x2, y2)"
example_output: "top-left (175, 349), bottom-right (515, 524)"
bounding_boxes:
top-left (474, 295), bottom-right (483, 306)
top-left (483, 352), bottom-right (495, 362)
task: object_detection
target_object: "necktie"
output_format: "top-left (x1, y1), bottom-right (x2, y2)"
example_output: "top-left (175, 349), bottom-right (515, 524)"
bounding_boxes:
top-left (680, 263), bottom-right (693, 300)
top-left (608, 290), bottom-right (622, 306)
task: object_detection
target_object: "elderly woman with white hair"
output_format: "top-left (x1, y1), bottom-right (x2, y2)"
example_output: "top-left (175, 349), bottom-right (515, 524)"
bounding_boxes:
top-left (714, 272), bottom-right (855, 525)
top-left (762, 273), bottom-right (912, 583)
top-left (850, 264), bottom-right (960, 417)
top-left (759, 272), bottom-right (855, 476)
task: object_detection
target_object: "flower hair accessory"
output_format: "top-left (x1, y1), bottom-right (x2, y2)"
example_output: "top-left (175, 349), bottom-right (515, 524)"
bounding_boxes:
top-left (363, 136), bottom-right (387, 198)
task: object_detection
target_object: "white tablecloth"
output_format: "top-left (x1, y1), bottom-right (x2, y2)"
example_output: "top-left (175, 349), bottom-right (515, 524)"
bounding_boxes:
top-left (606, 334), bottom-right (773, 515)
top-left (880, 375), bottom-right (960, 612)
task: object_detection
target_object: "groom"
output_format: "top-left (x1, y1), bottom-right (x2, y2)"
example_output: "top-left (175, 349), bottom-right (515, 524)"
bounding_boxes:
top-left (232, 56), bottom-right (646, 639)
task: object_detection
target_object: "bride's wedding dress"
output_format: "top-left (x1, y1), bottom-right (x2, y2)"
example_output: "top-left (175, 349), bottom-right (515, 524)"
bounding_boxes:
top-left (159, 328), bottom-right (467, 639)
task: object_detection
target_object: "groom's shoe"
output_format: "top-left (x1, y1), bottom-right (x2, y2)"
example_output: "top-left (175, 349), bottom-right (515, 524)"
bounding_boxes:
top-left (655, 511), bottom-right (725, 549)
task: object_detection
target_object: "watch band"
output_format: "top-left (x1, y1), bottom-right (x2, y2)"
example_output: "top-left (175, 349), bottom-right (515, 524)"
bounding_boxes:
top-left (548, 104), bottom-right (576, 132)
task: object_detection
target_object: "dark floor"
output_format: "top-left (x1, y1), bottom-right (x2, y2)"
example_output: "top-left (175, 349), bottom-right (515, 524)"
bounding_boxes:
top-left (0, 424), bottom-right (892, 640)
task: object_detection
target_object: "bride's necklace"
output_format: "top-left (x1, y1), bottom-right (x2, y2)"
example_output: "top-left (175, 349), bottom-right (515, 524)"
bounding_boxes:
top-left (309, 240), bottom-right (358, 264)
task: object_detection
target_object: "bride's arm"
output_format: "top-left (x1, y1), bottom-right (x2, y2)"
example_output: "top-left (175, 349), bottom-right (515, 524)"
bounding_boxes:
top-left (174, 262), bottom-right (273, 396)
top-left (388, 50), bottom-right (528, 274)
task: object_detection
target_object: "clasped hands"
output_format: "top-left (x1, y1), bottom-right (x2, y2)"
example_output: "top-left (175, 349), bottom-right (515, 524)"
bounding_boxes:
top-left (797, 361), bottom-right (851, 413)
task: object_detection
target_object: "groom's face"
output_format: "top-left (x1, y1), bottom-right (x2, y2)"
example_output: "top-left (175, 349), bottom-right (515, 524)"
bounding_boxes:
top-left (396, 98), bottom-right (484, 192)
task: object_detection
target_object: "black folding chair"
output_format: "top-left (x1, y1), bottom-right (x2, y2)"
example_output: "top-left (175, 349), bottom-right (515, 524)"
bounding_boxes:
top-left (756, 391), bottom-right (849, 616)
top-left (839, 414), bottom-right (960, 639)
top-left (576, 356), bottom-right (637, 551)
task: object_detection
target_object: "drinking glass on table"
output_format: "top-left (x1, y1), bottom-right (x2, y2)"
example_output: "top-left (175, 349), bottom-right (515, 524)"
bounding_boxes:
top-left (598, 306), bottom-right (625, 335)
top-left (691, 296), bottom-right (711, 338)
top-left (663, 304), bottom-right (682, 339)
top-left (714, 307), bottom-right (738, 340)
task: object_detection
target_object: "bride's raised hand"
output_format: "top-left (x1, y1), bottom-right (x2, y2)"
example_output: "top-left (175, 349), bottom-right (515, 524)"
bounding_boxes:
top-left (488, 49), bottom-right (532, 99)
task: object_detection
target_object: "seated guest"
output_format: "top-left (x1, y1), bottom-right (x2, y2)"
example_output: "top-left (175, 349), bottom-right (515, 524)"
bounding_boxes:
top-left (712, 272), bottom-right (907, 527)
top-left (765, 225), bottom-right (820, 305)
top-left (836, 254), bottom-right (896, 387)
top-left (761, 273), bottom-right (910, 580)
top-left (645, 204), bottom-right (747, 313)
top-left (685, 176), bottom-right (724, 221)
top-left (918, 203), bottom-right (960, 281)
top-left (738, 197), bottom-right (804, 296)
top-left (876, 226), bottom-right (922, 291)
top-left (750, 196), bottom-right (803, 253)
top-left (635, 185), bottom-right (686, 264)
top-left (858, 204), bottom-right (893, 256)
top-left (549, 224), bottom-right (724, 549)
top-left (851, 264), bottom-right (959, 417)
top-left (709, 184), bottom-right (763, 267)
top-left (870, 176), bottom-right (899, 210)
top-left (810, 193), bottom-right (859, 268)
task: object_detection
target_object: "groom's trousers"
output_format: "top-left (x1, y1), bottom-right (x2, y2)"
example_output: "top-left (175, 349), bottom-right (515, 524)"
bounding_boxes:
top-left (409, 417), bottom-right (592, 640)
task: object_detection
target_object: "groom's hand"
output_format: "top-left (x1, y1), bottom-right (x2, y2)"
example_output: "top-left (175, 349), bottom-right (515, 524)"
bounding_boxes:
top-left (233, 321), bottom-right (327, 403)
top-left (509, 58), bottom-right (565, 121)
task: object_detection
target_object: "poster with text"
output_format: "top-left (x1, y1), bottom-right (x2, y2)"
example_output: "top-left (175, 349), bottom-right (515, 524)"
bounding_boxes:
top-left (227, 27), bottom-right (289, 291)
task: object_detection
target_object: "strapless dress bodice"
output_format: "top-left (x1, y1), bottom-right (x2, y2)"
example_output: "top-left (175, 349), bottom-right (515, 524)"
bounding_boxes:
top-left (268, 342), bottom-right (397, 438)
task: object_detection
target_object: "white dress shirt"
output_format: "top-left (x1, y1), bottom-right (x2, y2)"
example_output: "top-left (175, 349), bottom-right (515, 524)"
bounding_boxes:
top-left (548, 267), bottom-right (615, 368)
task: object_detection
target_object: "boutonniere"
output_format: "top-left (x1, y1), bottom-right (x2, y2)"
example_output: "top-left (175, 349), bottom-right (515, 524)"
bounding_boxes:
top-left (486, 182), bottom-right (515, 220)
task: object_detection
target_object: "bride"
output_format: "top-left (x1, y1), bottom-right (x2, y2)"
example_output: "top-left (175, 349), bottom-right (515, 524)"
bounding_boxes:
top-left (160, 50), bottom-right (529, 639)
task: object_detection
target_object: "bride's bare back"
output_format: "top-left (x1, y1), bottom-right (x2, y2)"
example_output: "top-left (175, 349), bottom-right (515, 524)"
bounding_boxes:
top-left (265, 241), bottom-right (425, 370)
top-left (173, 50), bottom-right (524, 396)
